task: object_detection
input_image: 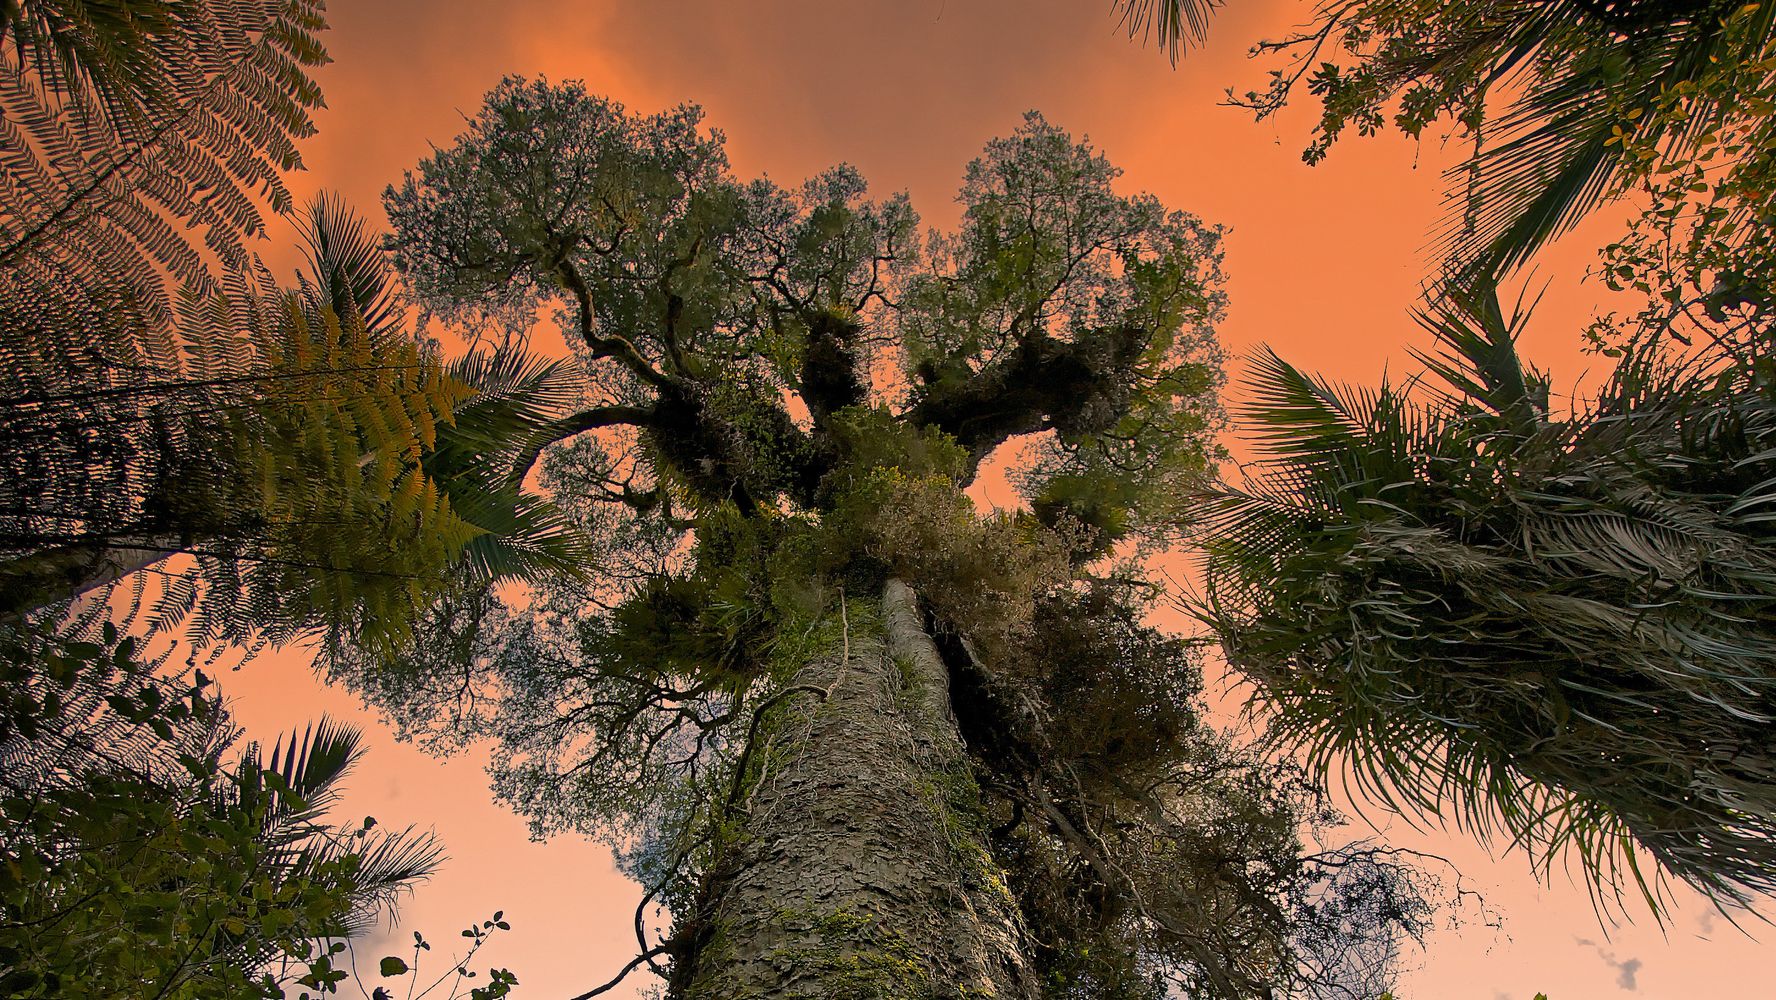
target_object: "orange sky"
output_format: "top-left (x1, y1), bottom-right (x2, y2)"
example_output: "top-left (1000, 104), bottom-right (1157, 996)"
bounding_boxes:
top-left (221, 3), bottom-right (1769, 998)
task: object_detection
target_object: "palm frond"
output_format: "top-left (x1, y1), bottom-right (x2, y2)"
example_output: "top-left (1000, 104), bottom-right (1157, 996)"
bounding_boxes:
top-left (238, 716), bottom-right (365, 831)
top-left (1438, 0), bottom-right (1776, 272)
top-left (1201, 296), bottom-right (1776, 908)
top-left (451, 492), bottom-right (588, 582)
top-left (1113, 0), bottom-right (1224, 63)
top-left (292, 823), bottom-right (445, 933)
top-left (296, 191), bottom-right (401, 334)
top-left (1240, 346), bottom-right (1386, 460)
top-left (1407, 274), bottom-right (1545, 426)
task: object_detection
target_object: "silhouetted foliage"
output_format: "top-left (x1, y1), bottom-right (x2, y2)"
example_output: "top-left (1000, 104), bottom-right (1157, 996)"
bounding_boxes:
top-left (1, 9), bottom-right (548, 994)
top-left (1202, 277), bottom-right (1776, 908)
top-left (0, 619), bottom-right (441, 998)
top-left (1, 0), bottom-right (330, 366)
top-left (1124, 0), bottom-right (1776, 276)
top-left (0, 195), bottom-right (591, 656)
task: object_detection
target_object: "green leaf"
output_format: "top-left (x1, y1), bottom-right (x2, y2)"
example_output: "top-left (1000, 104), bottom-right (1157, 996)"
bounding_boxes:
top-left (379, 957), bottom-right (409, 977)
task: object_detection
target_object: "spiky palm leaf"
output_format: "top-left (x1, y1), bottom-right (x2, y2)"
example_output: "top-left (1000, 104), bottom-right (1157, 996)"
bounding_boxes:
top-left (2, 621), bottom-right (441, 990)
top-left (296, 191), bottom-right (402, 334)
top-left (1201, 278), bottom-right (1776, 908)
top-left (428, 348), bottom-right (592, 583)
top-left (1441, 0), bottom-right (1776, 273)
top-left (1113, 0), bottom-right (1224, 63)
top-left (237, 716), bottom-right (363, 830)
top-left (293, 197), bottom-right (589, 584)
top-left (1166, 0), bottom-right (1775, 273)
top-left (238, 718), bottom-right (443, 932)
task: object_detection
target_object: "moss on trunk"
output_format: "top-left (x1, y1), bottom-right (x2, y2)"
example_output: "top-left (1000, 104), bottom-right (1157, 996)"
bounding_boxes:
top-left (674, 579), bottom-right (1036, 1000)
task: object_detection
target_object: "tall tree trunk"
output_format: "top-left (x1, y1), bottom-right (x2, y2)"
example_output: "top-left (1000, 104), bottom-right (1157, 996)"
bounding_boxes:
top-left (0, 536), bottom-right (180, 619)
top-left (676, 578), bottom-right (1037, 1000)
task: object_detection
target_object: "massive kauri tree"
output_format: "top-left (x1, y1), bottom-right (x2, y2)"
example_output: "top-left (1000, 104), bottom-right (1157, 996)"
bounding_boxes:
top-left (344, 77), bottom-right (1451, 999)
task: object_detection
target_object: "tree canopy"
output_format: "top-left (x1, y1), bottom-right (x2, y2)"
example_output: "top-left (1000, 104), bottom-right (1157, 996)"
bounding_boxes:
top-left (1111, 0), bottom-right (1776, 912)
top-left (1124, 0), bottom-right (1776, 276)
top-left (1202, 277), bottom-right (1776, 908)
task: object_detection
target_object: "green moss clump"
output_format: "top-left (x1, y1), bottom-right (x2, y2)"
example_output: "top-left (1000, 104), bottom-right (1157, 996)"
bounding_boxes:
top-left (919, 761), bottom-right (1014, 908)
top-left (769, 905), bottom-right (934, 1000)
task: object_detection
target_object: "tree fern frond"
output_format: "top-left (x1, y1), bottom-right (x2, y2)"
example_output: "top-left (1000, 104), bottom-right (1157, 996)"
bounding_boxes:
top-left (1, 0), bottom-right (331, 362)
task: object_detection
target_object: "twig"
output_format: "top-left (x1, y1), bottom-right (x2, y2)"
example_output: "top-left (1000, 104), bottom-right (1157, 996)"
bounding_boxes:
top-left (566, 944), bottom-right (672, 1000)
top-left (721, 684), bottom-right (830, 815)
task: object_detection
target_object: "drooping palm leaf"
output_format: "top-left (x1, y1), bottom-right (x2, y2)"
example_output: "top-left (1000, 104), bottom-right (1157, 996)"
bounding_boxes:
top-left (234, 716), bottom-right (443, 931)
top-left (1113, 0), bottom-right (1225, 63)
top-left (291, 821), bottom-right (445, 933)
top-left (1188, 0), bottom-right (1776, 274)
top-left (238, 715), bottom-right (363, 831)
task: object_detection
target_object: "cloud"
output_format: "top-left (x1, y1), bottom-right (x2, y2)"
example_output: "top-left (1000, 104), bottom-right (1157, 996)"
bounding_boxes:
top-left (1613, 958), bottom-right (1643, 991)
top-left (1574, 936), bottom-right (1643, 992)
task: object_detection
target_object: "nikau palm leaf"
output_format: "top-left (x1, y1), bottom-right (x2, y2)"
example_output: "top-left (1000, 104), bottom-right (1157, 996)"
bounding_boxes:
top-left (297, 190), bottom-right (402, 334)
top-left (237, 716), bottom-right (444, 933)
top-left (1201, 275), bottom-right (1776, 908)
top-left (1114, 0), bottom-right (1225, 63)
top-left (1437, 0), bottom-right (1776, 274)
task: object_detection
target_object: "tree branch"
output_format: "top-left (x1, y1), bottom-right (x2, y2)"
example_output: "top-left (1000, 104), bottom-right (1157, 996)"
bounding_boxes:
top-left (906, 324), bottom-right (1148, 477)
top-left (0, 534), bottom-right (184, 620)
top-left (509, 405), bottom-right (656, 486)
top-left (566, 944), bottom-right (672, 1000)
top-left (551, 257), bottom-right (674, 391)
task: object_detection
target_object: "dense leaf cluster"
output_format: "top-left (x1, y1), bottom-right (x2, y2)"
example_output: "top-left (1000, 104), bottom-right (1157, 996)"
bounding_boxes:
top-left (1, 8), bottom-right (561, 995)
top-left (955, 583), bottom-right (1455, 999)
top-left (0, 196), bottom-right (590, 655)
top-left (0, 621), bottom-right (441, 999)
top-left (1205, 280), bottom-right (1776, 905)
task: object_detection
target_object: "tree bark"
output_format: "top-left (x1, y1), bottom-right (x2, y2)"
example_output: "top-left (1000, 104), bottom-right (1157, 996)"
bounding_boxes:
top-left (676, 578), bottom-right (1036, 1000)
